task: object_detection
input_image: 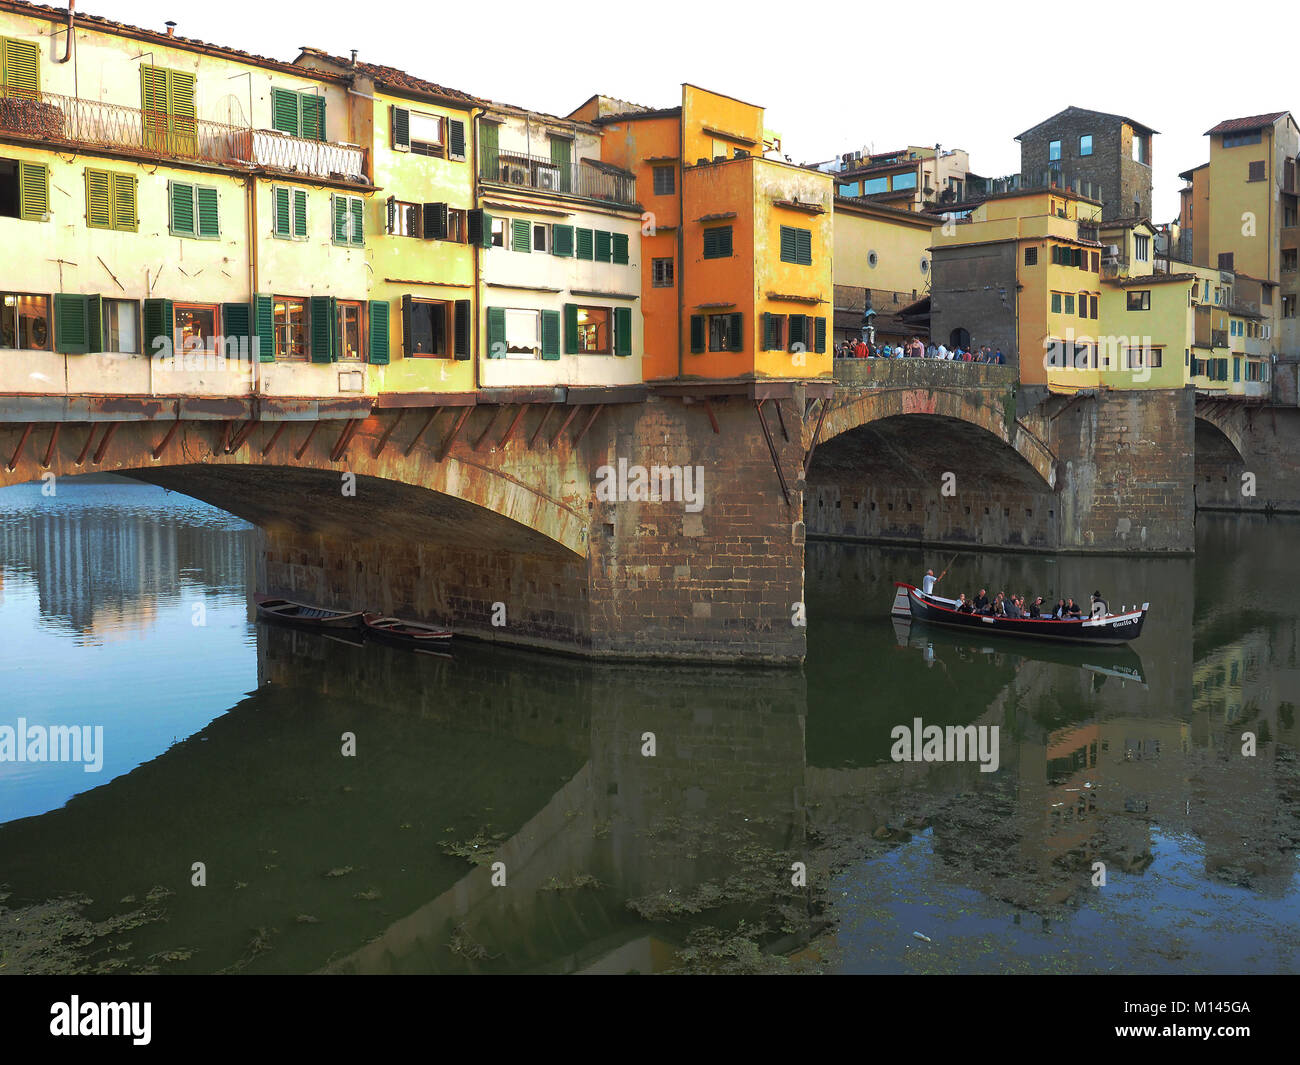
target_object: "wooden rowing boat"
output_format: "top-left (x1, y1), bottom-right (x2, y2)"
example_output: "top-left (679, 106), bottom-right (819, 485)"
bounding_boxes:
top-left (361, 613), bottom-right (453, 651)
top-left (254, 594), bottom-right (365, 630)
top-left (892, 582), bottom-right (1148, 646)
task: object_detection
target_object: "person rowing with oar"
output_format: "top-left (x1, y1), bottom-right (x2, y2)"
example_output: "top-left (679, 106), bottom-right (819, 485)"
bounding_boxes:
top-left (922, 555), bottom-right (958, 597)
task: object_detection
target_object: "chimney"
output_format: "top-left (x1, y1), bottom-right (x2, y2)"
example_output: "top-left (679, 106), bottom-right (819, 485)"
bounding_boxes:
top-left (350, 49), bottom-right (358, 66)
top-left (165, 20), bottom-right (176, 36)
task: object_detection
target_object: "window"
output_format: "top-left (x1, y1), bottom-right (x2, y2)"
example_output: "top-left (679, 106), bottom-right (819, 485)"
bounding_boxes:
top-left (862, 176), bottom-right (888, 195)
top-left (169, 181), bottom-right (219, 239)
top-left (1285, 203), bottom-right (1298, 228)
top-left (551, 223), bottom-right (574, 257)
top-left (838, 182), bottom-right (858, 197)
top-left (1132, 134), bottom-right (1150, 164)
top-left (1283, 295), bottom-right (1296, 318)
top-left (575, 227), bottom-right (593, 259)
top-left (1, 36), bottom-right (40, 98)
top-left (1127, 290), bottom-right (1151, 311)
top-left (1048, 140), bottom-right (1061, 161)
top-left (337, 300), bottom-right (365, 360)
top-left (0, 157), bottom-right (48, 221)
top-left (504, 309), bottom-right (541, 358)
top-left (273, 297), bottom-right (307, 360)
top-left (1218, 251), bottom-right (1235, 271)
top-left (1283, 249), bottom-right (1297, 272)
top-left (85, 169), bottom-right (138, 232)
top-left (1078, 292), bottom-right (1088, 318)
top-left (490, 217), bottom-right (506, 247)
top-left (140, 66), bottom-right (196, 154)
top-left (272, 186), bottom-right (308, 239)
top-left (763, 312), bottom-right (785, 351)
top-left (1051, 292), bottom-right (1062, 313)
top-left (390, 200), bottom-right (420, 237)
top-left (447, 208), bottom-right (466, 243)
top-left (1134, 234), bottom-right (1150, 261)
top-left (1126, 346), bottom-right (1163, 369)
top-left (595, 230), bottom-right (612, 262)
top-left (1090, 294), bottom-right (1099, 319)
top-left (652, 257), bottom-right (674, 287)
top-left (409, 111), bottom-right (445, 157)
top-left (406, 298), bottom-right (450, 356)
top-left (703, 225), bottom-right (733, 259)
top-left (779, 225), bottom-right (812, 265)
top-left (1223, 131), bottom-right (1262, 148)
top-left (271, 87), bottom-right (326, 141)
top-left (573, 306), bottom-right (612, 354)
top-left (102, 299), bottom-right (139, 353)
top-left (174, 302), bottom-right (218, 354)
top-left (891, 171), bottom-right (917, 191)
top-left (653, 165), bottom-right (675, 195)
top-left (1263, 287), bottom-right (1273, 305)
top-left (1079, 134), bottom-right (1093, 156)
top-left (331, 194), bottom-right (364, 246)
top-left (533, 223), bottom-right (548, 253)
top-left (0, 292), bottom-right (49, 349)
top-left (1248, 160), bottom-right (1266, 182)
top-left (707, 312), bottom-right (742, 352)
top-left (1024, 247), bottom-right (1038, 266)
top-left (1064, 293), bottom-right (1075, 315)
top-left (787, 314), bottom-right (808, 352)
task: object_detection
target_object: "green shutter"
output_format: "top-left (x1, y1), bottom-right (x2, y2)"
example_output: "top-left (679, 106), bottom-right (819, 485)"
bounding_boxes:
top-left (111, 173), bottom-right (137, 232)
top-left (761, 311), bottom-right (772, 351)
top-left (310, 295), bottom-right (336, 362)
top-left (552, 224), bottom-right (574, 257)
top-left (595, 230), bottom-right (612, 262)
top-left (780, 226), bottom-right (797, 263)
top-left (273, 187), bottom-right (290, 237)
top-left (549, 136), bottom-right (572, 194)
top-left (2, 38), bottom-right (40, 99)
top-left (728, 312), bottom-right (743, 352)
top-left (17, 161), bottom-right (47, 221)
top-left (512, 218), bottom-right (531, 253)
top-left (480, 121), bottom-right (499, 177)
top-left (614, 306), bottom-right (632, 357)
top-left (391, 105), bottom-right (410, 150)
top-left (448, 118), bottom-right (466, 160)
top-left (332, 195), bottom-right (348, 244)
top-left (222, 301), bottom-right (251, 359)
top-left (541, 310), bottom-right (560, 360)
top-left (564, 303), bottom-right (579, 354)
top-left (469, 209), bottom-right (489, 247)
top-left (252, 294), bottom-right (275, 363)
top-left (612, 232), bottom-right (629, 265)
top-left (424, 202), bottom-right (448, 240)
top-left (271, 87), bottom-right (300, 135)
top-left (486, 307), bottom-right (506, 358)
top-left (301, 93), bottom-right (325, 141)
top-left (368, 300), bottom-right (390, 365)
top-left (86, 294), bottom-right (102, 351)
top-left (196, 186), bottom-right (219, 237)
top-left (349, 197), bottom-right (364, 245)
top-left (798, 230), bottom-right (812, 265)
top-left (85, 169), bottom-right (112, 229)
top-left (454, 300), bottom-right (471, 360)
top-left (703, 228), bottom-right (719, 258)
top-left (293, 189), bottom-right (307, 238)
top-left (54, 294), bottom-right (89, 355)
top-left (170, 181), bottom-right (194, 236)
top-left (814, 316), bottom-right (826, 353)
top-left (576, 228), bottom-right (594, 260)
top-left (142, 298), bottom-right (174, 356)
top-left (690, 315), bottom-right (704, 354)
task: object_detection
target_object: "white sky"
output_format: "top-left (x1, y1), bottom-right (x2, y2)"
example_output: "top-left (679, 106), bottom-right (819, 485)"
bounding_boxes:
top-left (91, 0), bottom-right (1292, 221)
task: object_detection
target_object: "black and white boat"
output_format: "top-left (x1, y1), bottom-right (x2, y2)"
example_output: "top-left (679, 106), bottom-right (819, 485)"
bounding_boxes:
top-left (890, 582), bottom-right (1148, 646)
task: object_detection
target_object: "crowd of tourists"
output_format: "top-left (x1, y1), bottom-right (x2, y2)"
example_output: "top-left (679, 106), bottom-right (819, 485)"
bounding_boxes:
top-left (921, 571), bottom-right (1109, 619)
top-left (834, 337), bottom-right (1005, 363)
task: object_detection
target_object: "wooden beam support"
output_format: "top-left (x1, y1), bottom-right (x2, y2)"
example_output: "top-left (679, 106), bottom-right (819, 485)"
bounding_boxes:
top-left (329, 418), bottom-right (361, 463)
top-left (74, 425), bottom-right (97, 466)
top-left (803, 395), bottom-right (830, 478)
top-left (701, 398), bottom-right (720, 434)
top-left (528, 404), bottom-right (555, 447)
top-left (474, 407), bottom-right (504, 451)
top-left (41, 423), bottom-right (60, 468)
top-left (217, 419), bottom-right (234, 456)
top-left (403, 410), bottom-right (438, 457)
top-left (774, 400), bottom-right (790, 442)
top-left (260, 421), bottom-right (288, 458)
top-left (549, 405), bottom-right (581, 446)
top-left (438, 406), bottom-right (473, 461)
top-left (294, 420), bottom-right (322, 461)
top-left (91, 422), bottom-right (118, 465)
top-left (754, 400), bottom-right (791, 507)
top-left (5, 422), bottom-right (33, 473)
top-left (573, 403), bottom-right (604, 447)
top-left (226, 419), bottom-right (258, 454)
top-left (500, 403), bottom-right (529, 446)
top-left (151, 420), bottom-right (180, 461)
top-left (372, 409), bottom-right (405, 459)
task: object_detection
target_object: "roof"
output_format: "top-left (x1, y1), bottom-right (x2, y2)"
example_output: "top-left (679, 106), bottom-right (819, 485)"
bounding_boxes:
top-left (1113, 273), bottom-right (1199, 287)
top-left (1204, 112), bottom-right (1291, 136)
top-left (1098, 215), bottom-right (1156, 232)
top-left (581, 157), bottom-right (635, 179)
top-left (833, 196), bottom-right (939, 227)
top-left (296, 48), bottom-right (477, 105)
top-left (591, 107), bottom-right (683, 125)
top-left (1178, 162), bottom-right (1210, 181)
top-left (836, 156), bottom-right (922, 179)
top-left (1016, 105), bottom-right (1159, 141)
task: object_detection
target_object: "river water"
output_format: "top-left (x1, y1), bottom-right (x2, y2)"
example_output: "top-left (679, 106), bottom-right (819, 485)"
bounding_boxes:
top-left (0, 476), bottom-right (1296, 973)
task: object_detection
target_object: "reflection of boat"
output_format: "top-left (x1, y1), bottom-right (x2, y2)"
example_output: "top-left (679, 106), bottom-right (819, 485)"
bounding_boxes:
top-left (361, 613), bottom-right (453, 653)
top-left (892, 582), bottom-right (1148, 646)
top-left (254, 594), bottom-right (364, 630)
top-left (892, 612), bottom-right (1148, 686)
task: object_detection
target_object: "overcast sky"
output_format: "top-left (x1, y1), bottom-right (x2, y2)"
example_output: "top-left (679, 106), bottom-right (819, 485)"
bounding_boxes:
top-left (95, 0), bottom-right (1292, 220)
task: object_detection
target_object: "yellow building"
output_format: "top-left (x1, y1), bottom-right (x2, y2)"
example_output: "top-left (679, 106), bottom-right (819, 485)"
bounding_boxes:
top-left (831, 197), bottom-right (933, 345)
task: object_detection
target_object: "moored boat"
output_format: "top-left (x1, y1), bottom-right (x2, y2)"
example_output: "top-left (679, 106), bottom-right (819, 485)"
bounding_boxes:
top-left (361, 613), bottom-right (453, 652)
top-left (254, 594), bottom-right (365, 630)
top-left (893, 582), bottom-right (1148, 645)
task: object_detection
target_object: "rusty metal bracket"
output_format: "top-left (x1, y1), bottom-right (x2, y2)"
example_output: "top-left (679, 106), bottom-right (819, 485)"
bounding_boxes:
top-left (216, 420), bottom-right (234, 456)
top-left (754, 400), bottom-right (791, 506)
top-left (74, 425), bottom-right (97, 466)
top-left (151, 420), bottom-right (180, 461)
top-left (529, 405), bottom-right (555, 447)
top-left (701, 398), bottom-right (720, 434)
top-left (41, 423), bottom-right (60, 468)
top-left (372, 409), bottom-right (405, 459)
top-left (474, 407), bottom-right (504, 451)
top-left (226, 419), bottom-right (258, 454)
top-left (293, 420), bottom-right (321, 461)
top-left (330, 418), bottom-right (361, 462)
top-left (549, 406), bottom-right (581, 447)
top-left (260, 422), bottom-right (287, 458)
top-left (500, 403), bottom-right (529, 446)
top-left (5, 422), bottom-right (33, 473)
top-left (91, 422), bottom-right (118, 465)
top-left (403, 410), bottom-right (438, 457)
top-left (803, 396), bottom-right (830, 477)
top-left (438, 406), bottom-right (473, 461)
top-left (573, 403), bottom-right (604, 446)
top-left (774, 400), bottom-right (789, 442)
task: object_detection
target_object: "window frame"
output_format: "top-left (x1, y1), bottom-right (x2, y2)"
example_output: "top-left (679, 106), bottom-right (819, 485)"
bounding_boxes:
top-left (779, 224), bottom-right (813, 266)
top-left (408, 110), bottom-right (446, 158)
top-left (84, 167), bottom-right (138, 233)
top-left (702, 225), bottom-right (733, 259)
top-left (1126, 290), bottom-right (1151, 311)
top-left (652, 257), bottom-right (674, 287)
top-left (652, 165), bottom-right (675, 196)
top-left (575, 305), bottom-right (612, 355)
top-left (0, 291), bottom-right (51, 351)
top-left (273, 295), bottom-right (308, 361)
top-left (271, 184), bottom-right (309, 240)
top-left (101, 298), bottom-right (140, 354)
top-left (1079, 134), bottom-right (1093, 157)
top-left (1048, 139), bottom-right (1061, 162)
top-left (172, 301), bottom-right (220, 355)
top-left (336, 299), bottom-right (366, 361)
top-left (405, 297), bottom-right (452, 358)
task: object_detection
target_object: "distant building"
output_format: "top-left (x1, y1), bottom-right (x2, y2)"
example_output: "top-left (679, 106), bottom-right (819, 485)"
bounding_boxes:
top-left (1015, 106), bottom-right (1156, 222)
top-left (808, 145), bottom-right (981, 213)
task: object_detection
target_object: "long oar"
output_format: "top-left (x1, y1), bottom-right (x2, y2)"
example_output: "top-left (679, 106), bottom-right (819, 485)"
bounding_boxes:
top-left (934, 553), bottom-right (959, 586)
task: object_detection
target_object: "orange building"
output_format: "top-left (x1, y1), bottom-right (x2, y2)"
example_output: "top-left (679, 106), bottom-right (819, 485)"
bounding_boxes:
top-left (571, 85), bottom-right (833, 384)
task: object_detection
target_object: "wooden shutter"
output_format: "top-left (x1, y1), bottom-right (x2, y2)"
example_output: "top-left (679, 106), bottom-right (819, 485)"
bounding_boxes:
top-left (332, 195), bottom-right (348, 243)
top-left (728, 312), bottom-right (743, 352)
top-left (392, 105), bottom-right (410, 151)
top-left (552, 224), bottom-right (574, 257)
top-left (222, 301), bottom-right (251, 360)
top-left (614, 306), bottom-right (632, 356)
top-left (252, 294), bottom-right (274, 363)
top-left (595, 230), bottom-right (612, 262)
top-left (273, 187), bottom-right (290, 236)
top-left (167, 69), bottom-right (197, 154)
top-left (690, 315), bottom-right (704, 354)
top-left (761, 312), bottom-right (773, 350)
top-left (797, 230), bottom-right (812, 265)
top-left (292, 189), bottom-right (307, 238)
top-left (541, 310), bottom-right (560, 360)
top-left (447, 118), bottom-right (466, 160)
top-left (85, 294), bottom-right (102, 351)
top-left (486, 307), bottom-right (506, 358)
top-left (564, 303), bottom-right (579, 354)
top-left (576, 228), bottom-right (594, 260)
top-left (2, 38), bottom-right (40, 99)
top-left (196, 186), bottom-right (219, 237)
top-left (17, 161), bottom-right (47, 221)
top-left (454, 300), bottom-right (471, 360)
top-left (814, 316), bottom-right (826, 354)
top-left (169, 181), bottom-right (194, 235)
top-left (111, 173), bottom-right (137, 232)
top-left (703, 228), bottom-right (719, 258)
top-left (271, 88), bottom-right (300, 135)
top-left (142, 298), bottom-right (174, 355)
top-left (780, 226), bottom-right (797, 263)
top-left (301, 93), bottom-right (325, 141)
top-left (401, 295), bottom-right (414, 356)
top-left (140, 66), bottom-right (166, 149)
top-left (788, 314), bottom-right (805, 351)
top-left (480, 120), bottom-right (499, 177)
top-left (367, 300), bottom-right (390, 364)
top-left (54, 294), bottom-right (90, 355)
top-left (85, 169), bottom-right (113, 229)
top-left (423, 202), bottom-right (448, 240)
top-left (468, 209), bottom-right (489, 247)
top-left (309, 295), bottom-right (336, 362)
top-left (349, 196), bottom-right (364, 245)
top-left (512, 218), bottom-right (531, 252)
top-left (612, 232), bottom-right (629, 265)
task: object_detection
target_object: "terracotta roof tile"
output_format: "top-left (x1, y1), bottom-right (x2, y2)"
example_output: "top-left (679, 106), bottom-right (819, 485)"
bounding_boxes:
top-left (297, 48), bottom-right (477, 104)
top-left (1204, 112), bottom-right (1290, 136)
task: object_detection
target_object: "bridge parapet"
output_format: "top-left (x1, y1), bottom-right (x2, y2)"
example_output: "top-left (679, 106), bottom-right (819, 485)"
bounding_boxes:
top-left (833, 358), bottom-right (1017, 392)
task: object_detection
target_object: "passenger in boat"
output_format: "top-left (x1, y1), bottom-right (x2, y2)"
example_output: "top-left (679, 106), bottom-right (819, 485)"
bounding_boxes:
top-left (1091, 590), bottom-right (1109, 618)
top-left (1054, 598), bottom-right (1067, 618)
top-left (1004, 596), bottom-right (1022, 618)
top-left (1065, 598), bottom-right (1082, 617)
top-left (957, 594), bottom-right (974, 613)
top-left (993, 592), bottom-right (1007, 617)
top-left (974, 589), bottom-right (989, 613)
top-left (922, 568), bottom-right (937, 595)
top-left (1028, 596), bottom-right (1044, 618)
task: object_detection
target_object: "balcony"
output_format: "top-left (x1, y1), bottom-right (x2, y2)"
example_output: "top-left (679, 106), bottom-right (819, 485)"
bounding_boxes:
top-left (0, 90), bottom-right (367, 183)
top-left (479, 149), bottom-right (637, 207)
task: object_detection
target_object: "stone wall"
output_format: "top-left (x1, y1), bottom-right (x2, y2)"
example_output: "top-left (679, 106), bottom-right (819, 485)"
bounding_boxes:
top-left (929, 241), bottom-right (1019, 362)
top-left (1017, 109), bottom-right (1152, 221)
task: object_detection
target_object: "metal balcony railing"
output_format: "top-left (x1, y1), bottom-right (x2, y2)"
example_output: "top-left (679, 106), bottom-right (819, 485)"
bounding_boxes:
top-left (479, 149), bottom-right (636, 206)
top-left (0, 90), bottom-right (366, 182)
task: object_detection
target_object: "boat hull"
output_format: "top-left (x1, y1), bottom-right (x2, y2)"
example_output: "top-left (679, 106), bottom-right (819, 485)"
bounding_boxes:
top-left (361, 613), bottom-right (453, 651)
top-left (254, 595), bottom-right (365, 630)
top-left (896, 583), bottom-right (1147, 645)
